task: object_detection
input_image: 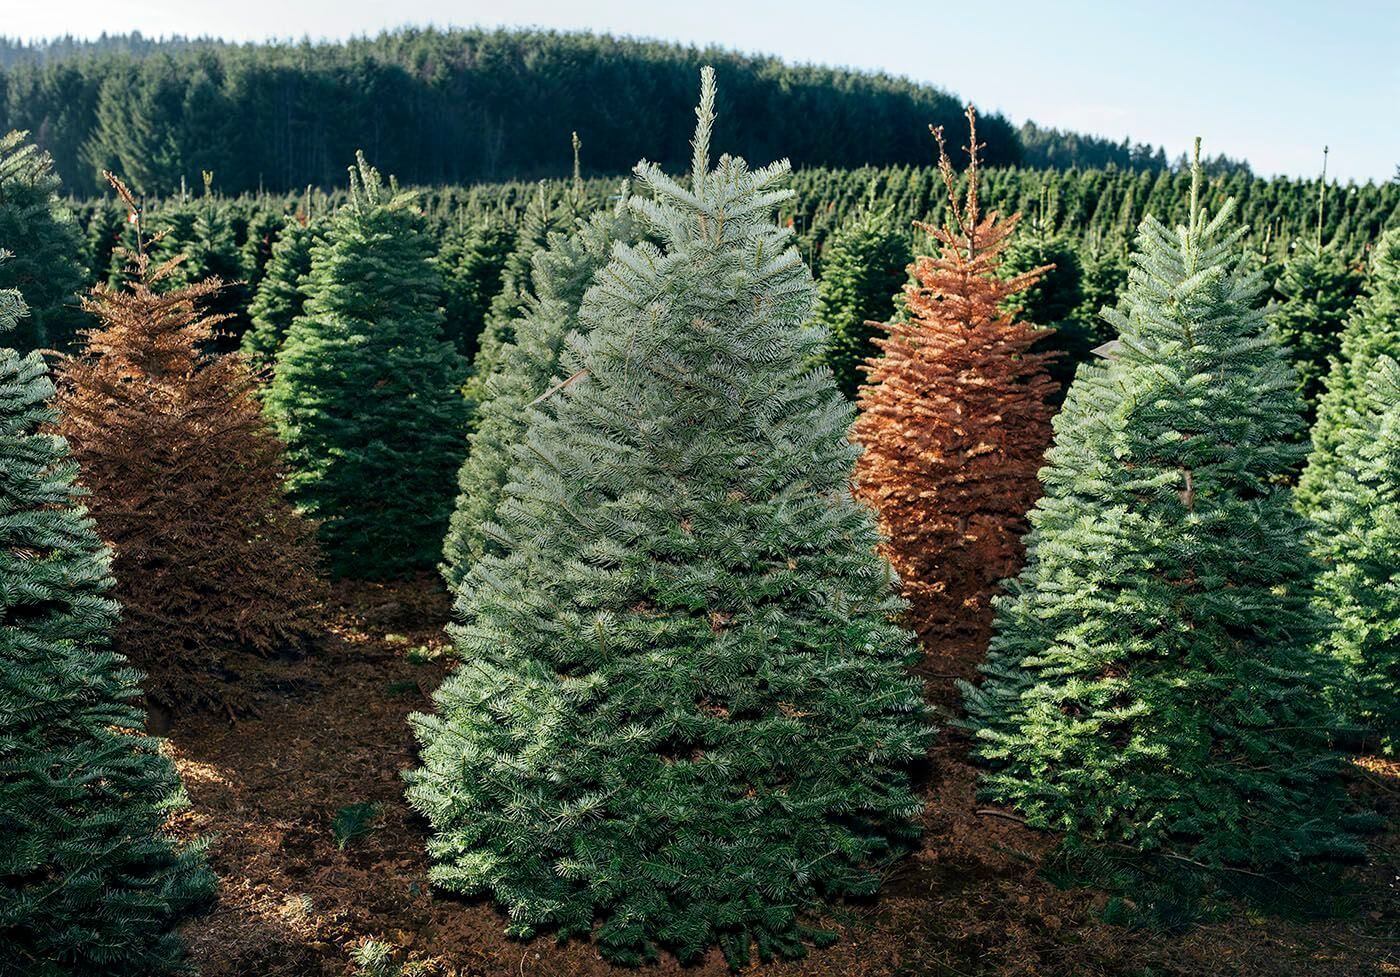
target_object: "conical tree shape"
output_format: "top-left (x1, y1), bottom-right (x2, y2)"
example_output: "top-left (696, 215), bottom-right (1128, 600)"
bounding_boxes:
top-left (1311, 354), bottom-right (1400, 749)
top-left (960, 146), bottom-right (1360, 871)
top-left (462, 183), bottom-right (559, 421)
top-left (0, 262), bottom-right (214, 976)
top-left (441, 191), bottom-right (639, 588)
top-left (815, 200), bottom-right (909, 399)
top-left (438, 217), bottom-right (515, 358)
top-left (1298, 229), bottom-right (1400, 509)
top-left (56, 178), bottom-right (325, 713)
top-left (408, 70), bottom-right (931, 968)
top-left (0, 131), bottom-right (87, 352)
top-left (854, 111), bottom-right (1057, 657)
top-left (1272, 243), bottom-right (1364, 417)
top-left (267, 153), bottom-right (468, 579)
top-left (241, 213), bottom-right (318, 377)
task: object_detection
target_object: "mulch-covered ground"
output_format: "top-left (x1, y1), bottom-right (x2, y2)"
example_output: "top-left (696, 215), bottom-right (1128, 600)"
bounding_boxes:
top-left (166, 579), bottom-right (1399, 977)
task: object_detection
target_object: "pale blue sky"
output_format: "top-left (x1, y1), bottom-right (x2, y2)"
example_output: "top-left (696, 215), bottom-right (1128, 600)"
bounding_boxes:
top-left (9, 0), bottom-right (1398, 182)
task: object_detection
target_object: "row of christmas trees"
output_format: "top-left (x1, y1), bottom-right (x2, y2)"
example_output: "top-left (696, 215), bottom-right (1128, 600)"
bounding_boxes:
top-left (3, 70), bottom-right (1397, 973)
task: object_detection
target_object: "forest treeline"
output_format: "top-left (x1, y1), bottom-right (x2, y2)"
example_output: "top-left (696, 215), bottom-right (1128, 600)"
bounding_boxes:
top-left (0, 28), bottom-right (1245, 197)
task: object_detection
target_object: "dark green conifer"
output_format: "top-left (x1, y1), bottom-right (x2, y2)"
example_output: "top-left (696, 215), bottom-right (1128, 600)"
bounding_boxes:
top-left (408, 70), bottom-right (930, 968)
top-left (241, 214), bottom-right (318, 376)
top-left (441, 190), bottom-right (638, 588)
top-left (1311, 355), bottom-right (1400, 749)
top-left (267, 153), bottom-right (468, 579)
top-left (0, 262), bottom-right (214, 976)
top-left (1272, 245), bottom-right (1363, 415)
top-left (0, 131), bottom-right (87, 352)
top-left (814, 200), bottom-right (909, 399)
top-left (961, 145), bottom-right (1361, 873)
top-left (437, 218), bottom-right (515, 358)
top-left (1298, 229), bottom-right (1400, 509)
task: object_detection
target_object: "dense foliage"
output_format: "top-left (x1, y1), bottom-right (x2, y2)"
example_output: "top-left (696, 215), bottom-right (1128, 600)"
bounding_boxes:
top-left (0, 263), bottom-right (214, 975)
top-left (1272, 243), bottom-right (1365, 414)
top-left (266, 153), bottom-right (467, 579)
top-left (961, 152), bottom-right (1362, 873)
top-left (56, 211), bottom-right (324, 713)
top-left (0, 28), bottom-right (1024, 196)
top-left (1311, 355), bottom-right (1400, 750)
top-left (1298, 229), bottom-right (1400, 508)
top-left (241, 213), bottom-right (320, 375)
top-left (409, 70), bottom-right (931, 968)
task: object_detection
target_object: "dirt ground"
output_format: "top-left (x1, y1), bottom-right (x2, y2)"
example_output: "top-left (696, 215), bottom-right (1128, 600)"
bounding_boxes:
top-left (165, 579), bottom-right (1400, 977)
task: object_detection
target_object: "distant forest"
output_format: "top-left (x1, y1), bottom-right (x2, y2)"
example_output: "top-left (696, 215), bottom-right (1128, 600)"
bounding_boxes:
top-left (0, 29), bottom-right (1247, 197)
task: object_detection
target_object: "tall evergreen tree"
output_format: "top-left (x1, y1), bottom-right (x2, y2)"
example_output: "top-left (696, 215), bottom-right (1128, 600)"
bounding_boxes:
top-left (0, 259), bottom-right (214, 976)
top-left (267, 153), bottom-right (468, 579)
top-left (56, 177), bottom-right (325, 713)
top-left (853, 109), bottom-right (1056, 655)
top-left (961, 146), bottom-right (1361, 873)
top-left (241, 213), bottom-right (318, 377)
top-left (437, 217), bottom-right (515, 358)
top-left (1000, 230), bottom-right (1095, 393)
top-left (408, 70), bottom-right (931, 968)
top-left (814, 199), bottom-right (909, 399)
top-left (1272, 244), bottom-right (1364, 416)
top-left (1298, 229), bottom-right (1400, 509)
top-left (441, 190), bottom-right (638, 588)
top-left (0, 131), bottom-right (87, 352)
top-left (462, 183), bottom-right (559, 420)
top-left (1311, 355), bottom-right (1400, 749)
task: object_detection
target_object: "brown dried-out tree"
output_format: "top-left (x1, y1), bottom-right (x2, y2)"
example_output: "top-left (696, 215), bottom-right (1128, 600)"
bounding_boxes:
top-left (853, 107), bottom-right (1058, 672)
top-left (54, 173), bottom-right (325, 715)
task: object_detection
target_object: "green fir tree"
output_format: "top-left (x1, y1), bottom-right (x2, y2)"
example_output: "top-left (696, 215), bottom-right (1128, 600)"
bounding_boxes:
top-left (241, 214), bottom-right (318, 376)
top-left (814, 201), bottom-right (909, 399)
top-left (1272, 244), bottom-right (1363, 416)
top-left (441, 190), bottom-right (638, 588)
top-left (960, 145), bottom-right (1362, 876)
top-left (267, 153), bottom-right (468, 579)
top-left (408, 70), bottom-right (931, 968)
top-left (0, 261), bottom-right (214, 976)
top-left (0, 131), bottom-right (87, 352)
top-left (1298, 229), bottom-right (1400, 509)
top-left (437, 218), bottom-right (515, 358)
top-left (1311, 355), bottom-right (1400, 750)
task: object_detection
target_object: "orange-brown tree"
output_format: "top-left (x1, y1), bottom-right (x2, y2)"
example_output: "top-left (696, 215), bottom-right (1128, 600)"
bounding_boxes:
top-left (853, 108), bottom-right (1057, 663)
top-left (54, 175), bottom-right (325, 714)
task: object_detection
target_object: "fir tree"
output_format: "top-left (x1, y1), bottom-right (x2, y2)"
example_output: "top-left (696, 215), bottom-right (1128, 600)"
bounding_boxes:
top-left (814, 199), bottom-right (910, 399)
top-left (0, 258), bottom-right (214, 976)
top-left (0, 131), bottom-right (87, 352)
top-left (267, 153), bottom-right (468, 579)
top-left (241, 213), bottom-right (318, 377)
top-left (1298, 229), bottom-right (1400, 509)
top-left (438, 217), bottom-right (515, 358)
top-left (408, 69), bottom-right (930, 968)
top-left (1272, 244), bottom-right (1363, 416)
top-left (441, 190), bottom-right (638, 588)
top-left (463, 183), bottom-right (559, 420)
top-left (1311, 355), bottom-right (1400, 750)
top-left (960, 144), bottom-right (1361, 873)
top-left (1000, 230), bottom-right (1096, 394)
top-left (853, 109), bottom-right (1057, 656)
top-left (56, 177), bottom-right (325, 713)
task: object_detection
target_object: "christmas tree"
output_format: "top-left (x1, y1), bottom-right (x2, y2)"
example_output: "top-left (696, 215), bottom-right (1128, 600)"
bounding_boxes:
top-left (462, 183), bottom-right (559, 422)
top-left (853, 110), bottom-right (1057, 655)
top-left (267, 153), bottom-right (468, 579)
top-left (814, 198), bottom-right (910, 399)
top-left (1297, 229), bottom-right (1400, 509)
top-left (441, 190), bottom-right (638, 588)
top-left (1272, 245), bottom-right (1363, 417)
top-left (1311, 354), bottom-right (1400, 750)
top-left (0, 257), bottom-right (214, 975)
top-left (961, 143), bottom-right (1361, 872)
top-left (241, 213), bottom-right (319, 377)
top-left (437, 217), bottom-right (515, 358)
top-left (56, 174), bottom-right (324, 713)
top-left (408, 69), bottom-right (931, 968)
top-left (0, 131), bottom-right (87, 352)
